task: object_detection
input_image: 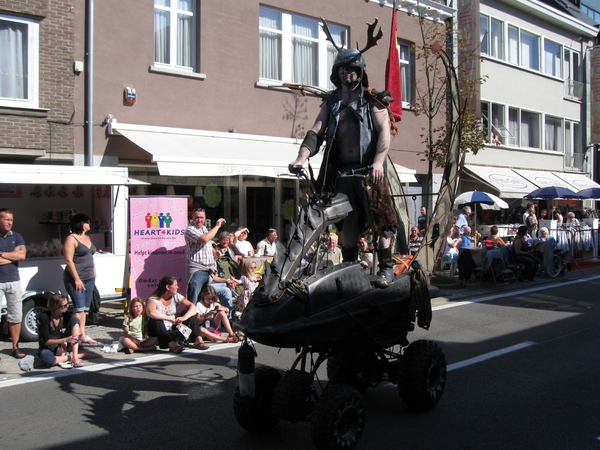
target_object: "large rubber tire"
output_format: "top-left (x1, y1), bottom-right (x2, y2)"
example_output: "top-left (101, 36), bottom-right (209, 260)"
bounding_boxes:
top-left (310, 384), bottom-right (366, 450)
top-left (272, 369), bottom-right (314, 422)
top-left (398, 340), bottom-right (447, 412)
top-left (21, 300), bottom-right (46, 342)
top-left (546, 254), bottom-right (562, 278)
top-left (326, 348), bottom-right (377, 393)
top-left (233, 366), bottom-right (282, 434)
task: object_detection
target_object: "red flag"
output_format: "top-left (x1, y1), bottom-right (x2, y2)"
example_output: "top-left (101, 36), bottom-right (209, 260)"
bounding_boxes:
top-left (385, 3), bottom-right (402, 121)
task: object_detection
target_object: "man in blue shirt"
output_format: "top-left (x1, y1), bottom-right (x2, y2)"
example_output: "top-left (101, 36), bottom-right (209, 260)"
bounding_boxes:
top-left (459, 226), bottom-right (473, 249)
top-left (0, 209), bottom-right (27, 359)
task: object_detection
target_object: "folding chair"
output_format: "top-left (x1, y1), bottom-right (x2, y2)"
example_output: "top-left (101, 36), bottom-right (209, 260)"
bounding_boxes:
top-left (489, 255), bottom-right (519, 287)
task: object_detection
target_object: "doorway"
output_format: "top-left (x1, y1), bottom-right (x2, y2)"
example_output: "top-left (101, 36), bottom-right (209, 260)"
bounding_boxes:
top-left (246, 186), bottom-right (275, 243)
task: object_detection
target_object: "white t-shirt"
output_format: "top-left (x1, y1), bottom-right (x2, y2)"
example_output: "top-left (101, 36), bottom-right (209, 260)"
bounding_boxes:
top-left (148, 292), bottom-right (184, 330)
top-left (235, 240), bottom-right (253, 256)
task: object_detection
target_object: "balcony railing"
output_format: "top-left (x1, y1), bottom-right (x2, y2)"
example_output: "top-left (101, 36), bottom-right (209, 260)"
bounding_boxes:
top-left (564, 152), bottom-right (586, 172)
top-left (564, 79), bottom-right (584, 101)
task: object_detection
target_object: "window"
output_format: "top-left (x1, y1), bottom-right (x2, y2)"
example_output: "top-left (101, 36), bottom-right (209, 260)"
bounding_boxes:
top-left (508, 25), bottom-right (518, 65)
top-left (154, 0), bottom-right (196, 70)
top-left (481, 101), bottom-right (509, 144)
top-left (508, 107), bottom-right (540, 149)
top-left (0, 14), bottom-right (39, 108)
top-left (480, 14), bottom-right (503, 59)
top-left (543, 39), bottom-right (561, 77)
top-left (544, 115), bottom-right (563, 152)
top-left (259, 7), bottom-right (347, 89)
top-left (520, 31), bottom-right (539, 71)
top-left (399, 42), bottom-right (412, 104)
top-left (507, 26), bottom-right (539, 71)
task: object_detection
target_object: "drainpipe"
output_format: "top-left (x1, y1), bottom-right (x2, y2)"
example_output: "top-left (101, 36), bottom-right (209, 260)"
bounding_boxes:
top-left (84, 0), bottom-right (94, 166)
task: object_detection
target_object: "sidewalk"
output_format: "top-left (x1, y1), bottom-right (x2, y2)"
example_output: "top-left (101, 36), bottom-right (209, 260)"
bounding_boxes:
top-left (0, 301), bottom-right (227, 382)
top-left (2, 265), bottom-right (599, 381)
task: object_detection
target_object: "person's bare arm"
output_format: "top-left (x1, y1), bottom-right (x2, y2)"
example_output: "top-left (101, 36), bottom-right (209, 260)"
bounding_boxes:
top-left (289, 102), bottom-right (328, 169)
top-left (370, 102), bottom-right (391, 184)
top-left (197, 218), bottom-right (226, 244)
top-left (0, 245), bottom-right (26, 266)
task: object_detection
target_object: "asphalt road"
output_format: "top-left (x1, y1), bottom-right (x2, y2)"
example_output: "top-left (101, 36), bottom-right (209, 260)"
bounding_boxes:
top-left (1, 274), bottom-right (599, 450)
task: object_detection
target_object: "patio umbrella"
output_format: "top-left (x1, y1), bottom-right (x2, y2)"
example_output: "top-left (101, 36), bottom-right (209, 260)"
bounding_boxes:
top-left (524, 186), bottom-right (581, 199)
top-left (454, 190), bottom-right (509, 210)
top-left (576, 187), bottom-right (600, 199)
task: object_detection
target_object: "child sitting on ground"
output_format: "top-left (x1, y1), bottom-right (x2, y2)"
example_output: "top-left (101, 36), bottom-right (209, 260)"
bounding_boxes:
top-left (196, 285), bottom-right (239, 343)
top-left (122, 297), bottom-right (158, 354)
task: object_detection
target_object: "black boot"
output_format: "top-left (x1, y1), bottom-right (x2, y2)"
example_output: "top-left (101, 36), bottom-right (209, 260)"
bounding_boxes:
top-left (342, 246), bottom-right (359, 263)
top-left (376, 247), bottom-right (394, 287)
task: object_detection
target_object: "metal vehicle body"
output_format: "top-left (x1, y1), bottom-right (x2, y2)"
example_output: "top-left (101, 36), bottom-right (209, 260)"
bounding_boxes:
top-left (0, 164), bottom-right (145, 341)
top-left (233, 168), bottom-right (446, 450)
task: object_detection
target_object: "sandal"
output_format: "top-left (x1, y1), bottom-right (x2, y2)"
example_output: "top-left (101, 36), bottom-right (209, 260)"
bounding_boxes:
top-left (169, 345), bottom-right (184, 354)
top-left (80, 335), bottom-right (98, 345)
top-left (71, 361), bottom-right (84, 368)
top-left (225, 335), bottom-right (240, 343)
top-left (59, 362), bottom-right (73, 369)
top-left (11, 348), bottom-right (26, 359)
top-left (192, 342), bottom-right (209, 350)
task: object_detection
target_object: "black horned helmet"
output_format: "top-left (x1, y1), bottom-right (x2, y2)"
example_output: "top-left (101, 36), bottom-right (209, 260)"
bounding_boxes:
top-left (321, 17), bottom-right (383, 88)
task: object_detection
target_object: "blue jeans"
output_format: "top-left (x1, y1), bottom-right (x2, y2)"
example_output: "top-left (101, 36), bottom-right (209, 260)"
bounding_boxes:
top-left (64, 278), bottom-right (96, 312)
top-left (210, 281), bottom-right (233, 317)
top-left (38, 316), bottom-right (80, 367)
top-left (187, 270), bottom-right (210, 305)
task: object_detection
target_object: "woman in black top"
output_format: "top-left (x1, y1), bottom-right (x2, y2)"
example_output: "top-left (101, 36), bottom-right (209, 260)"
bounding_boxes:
top-left (513, 225), bottom-right (539, 281)
top-left (37, 294), bottom-right (87, 368)
top-left (63, 213), bottom-right (97, 344)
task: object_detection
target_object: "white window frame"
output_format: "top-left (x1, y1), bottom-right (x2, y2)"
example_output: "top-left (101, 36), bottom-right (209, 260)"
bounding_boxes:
top-left (543, 38), bottom-right (562, 78)
top-left (507, 25), bottom-right (540, 72)
top-left (258, 7), bottom-right (348, 89)
top-left (480, 14), bottom-right (503, 59)
top-left (153, 0), bottom-right (197, 72)
top-left (0, 14), bottom-right (39, 109)
top-left (508, 106), bottom-right (541, 149)
top-left (399, 41), bottom-right (412, 104)
top-left (544, 115), bottom-right (563, 152)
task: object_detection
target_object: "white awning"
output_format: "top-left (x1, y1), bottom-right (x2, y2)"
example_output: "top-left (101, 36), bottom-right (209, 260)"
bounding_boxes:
top-left (0, 164), bottom-right (148, 185)
top-left (512, 169), bottom-right (575, 189)
top-left (113, 123), bottom-right (319, 178)
top-left (393, 164), bottom-right (418, 183)
top-left (551, 172), bottom-right (600, 190)
top-left (464, 165), bottom-right (538, 198)
top-left (112, 122), bottom-right (419, 182)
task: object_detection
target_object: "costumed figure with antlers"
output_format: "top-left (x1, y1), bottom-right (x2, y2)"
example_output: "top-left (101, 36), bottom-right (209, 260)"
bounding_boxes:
top-left (289, 19), bottom-right (399, 286)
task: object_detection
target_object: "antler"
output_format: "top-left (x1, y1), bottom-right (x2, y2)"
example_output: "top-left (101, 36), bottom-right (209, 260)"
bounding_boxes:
top-left (358, 18), bottom-right (383, 54)
top-left (320, 17), bottom-right (342, 51)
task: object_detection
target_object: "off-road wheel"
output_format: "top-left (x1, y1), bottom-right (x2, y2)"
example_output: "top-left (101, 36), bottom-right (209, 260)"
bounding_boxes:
top-left (272, 369), bottom-right (314, 422)
top-left (310, 384), bottom-right (365, 450)
top-left (398, 340), bottom-right (446, 412)
top-left (326, 348), bottom-right (377, 393)
top-left (546, 254), bottom-right (562, 278)
top-left (233, 366), bottom-right (281, 433)
top-left (21, 300), bottom-right (46, 342)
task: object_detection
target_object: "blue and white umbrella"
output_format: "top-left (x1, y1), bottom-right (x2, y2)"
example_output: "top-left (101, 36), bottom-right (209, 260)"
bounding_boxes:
top-left (524, 186), bottom-right (581, 200)
top-left (454, 190), bottom-right (509, 211)
top-left (576, 187), bottom-right (600, 199)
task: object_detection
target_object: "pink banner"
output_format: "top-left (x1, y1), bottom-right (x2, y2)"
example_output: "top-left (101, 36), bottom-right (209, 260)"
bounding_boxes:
top-left (591, 46), bottom-right (600, 144)
top-left (129, 196), bottom-right (188, 301)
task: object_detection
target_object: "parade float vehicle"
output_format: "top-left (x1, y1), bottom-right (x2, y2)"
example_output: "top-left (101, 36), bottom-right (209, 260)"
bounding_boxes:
top-left (233, 167), bottom-right (447, 450)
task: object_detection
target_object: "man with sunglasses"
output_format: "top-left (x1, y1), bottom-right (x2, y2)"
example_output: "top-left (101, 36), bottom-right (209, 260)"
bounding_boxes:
top-left (184, 208), bottom-right (226, 304)
top-left (0, 208), bottom-right (27, 359)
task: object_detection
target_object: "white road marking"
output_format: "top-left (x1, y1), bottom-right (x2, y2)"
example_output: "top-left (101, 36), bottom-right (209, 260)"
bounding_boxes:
top-left (432, 275), bottom-right (600, 311)
top-left (0, 344), bottom-right (238, 389)
top-left (447, 341), bottom-right (536, 372)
